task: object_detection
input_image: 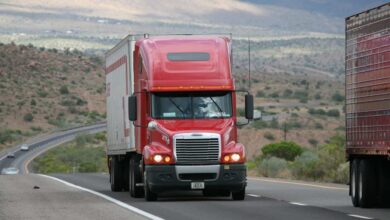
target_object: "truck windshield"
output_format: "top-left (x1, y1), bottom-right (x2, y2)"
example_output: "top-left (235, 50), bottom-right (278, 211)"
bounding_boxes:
top-left (152, 92), bottom-right (232, 119)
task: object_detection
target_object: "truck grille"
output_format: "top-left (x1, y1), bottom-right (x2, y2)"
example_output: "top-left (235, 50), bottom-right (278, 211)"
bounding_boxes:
top-left (175, 138), bottom-right (220, 165)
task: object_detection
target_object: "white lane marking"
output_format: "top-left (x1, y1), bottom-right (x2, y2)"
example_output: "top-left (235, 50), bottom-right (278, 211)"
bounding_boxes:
top-left (247, 194), bottom-right (260, 198)
top-left (348, 214), bottom-right (373, 219)
top-left (289, 202), bottom-right (307, 206)
top-left (248, 177), bottom-right (348, 191)
top-left (38, 174), bottom-right (164, 220)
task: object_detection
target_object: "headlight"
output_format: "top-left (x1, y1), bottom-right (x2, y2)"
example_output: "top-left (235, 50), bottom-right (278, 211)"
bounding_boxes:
top-left (222, 153), bottom-right (242, 163)
top-left (153, 154), bottom-right (163, 163)
top-left (231, 153), bottom-right (241, 162)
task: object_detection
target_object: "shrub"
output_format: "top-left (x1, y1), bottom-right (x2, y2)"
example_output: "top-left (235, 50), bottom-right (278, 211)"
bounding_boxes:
top-left (23, 113), bottom-right (34, 122)
top-left (259, 157), bottom-right (288, 178)
top-left (308, 108), bottom-right (326, 115)
top-left (262, 141), bottom-right (303, 161)
top-left (60, 85), bottom-right (69, 94)
top-left (95, 132), bottom-right (106, 141)
top-left (37, 89), bottom-right (48, 98)
top-left (256, 91), bottom-right (266, 97)
top-left (252, 120), bottom-right (268, 129)
top-left (327, 109), bottom-right (340, 117)
top-left (291, 151), bottom-right (322, 180)
top-left (269, 92), bottom-right (279, 98)
top-left (269, 118), bottom-right (279, 129)
top-left (264, 132), bottom-right (275, 140)
top-left (283, 89), bottom-right (293, 98)
top-left (314, 122), bottom-right (324, 129)
top-left (30, 99), bottom-right (37, 106)
top-left (308, 138), bottom-right (318, 147)
top-left (332, 92), bottom-right (344, 102)
top-left (237, 108), bottom-right (245, 117)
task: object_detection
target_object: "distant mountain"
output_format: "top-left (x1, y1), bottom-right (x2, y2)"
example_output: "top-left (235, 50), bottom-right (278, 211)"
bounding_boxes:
top-left (242, 0), bottom-right (389, 18)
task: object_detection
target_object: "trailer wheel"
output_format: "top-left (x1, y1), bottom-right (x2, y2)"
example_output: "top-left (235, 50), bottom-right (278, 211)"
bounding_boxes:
top-left (123, 157), bottom-right (129, 191)
top-left (359, 159), bottom-right (376, 208)
top-left (232, 188), bottom-right (245, 201)
top-left (129, 156), bottom-right (144, 198)
top-left (110, 156), bottom-right (123, 192)
top-left (144, 171), bottom-right (157, 201)
top-left (351, 159), bottom-right (360, 207)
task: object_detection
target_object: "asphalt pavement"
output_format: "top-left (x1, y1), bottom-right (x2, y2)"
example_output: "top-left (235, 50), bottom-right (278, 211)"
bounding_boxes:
top-left (52, 173), bottom-right (390, 220)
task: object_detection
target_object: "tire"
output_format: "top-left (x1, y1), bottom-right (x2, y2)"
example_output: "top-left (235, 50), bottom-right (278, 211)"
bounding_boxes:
top-left (123, 157), bottom-right (129, 191)
top-left (232, 188), bottom-right (245, 201)
top-left (110, 156), bottom-right (123, 192)
top-left (129, 156), bottom-right (144, 198)
top-left (351, 159), bottom-right (359, 207)
top-left (144, 171), bottom-right (157, 201)
top-left (359, 159), bottom-right (376, 208)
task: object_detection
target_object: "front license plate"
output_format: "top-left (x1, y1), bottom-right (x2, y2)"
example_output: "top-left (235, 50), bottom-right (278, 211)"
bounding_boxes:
top-left (191, 182), bottom-right (205, 189)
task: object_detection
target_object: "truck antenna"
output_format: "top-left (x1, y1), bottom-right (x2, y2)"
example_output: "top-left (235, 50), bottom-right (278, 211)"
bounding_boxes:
top-left (248, 37), bottom-right (251, 90)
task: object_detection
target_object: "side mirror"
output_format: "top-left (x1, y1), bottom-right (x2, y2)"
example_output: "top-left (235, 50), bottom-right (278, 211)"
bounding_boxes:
top-left (245, 94), bottom-right (254, 120)
top-left (128, 95), bottom-right (137, 121)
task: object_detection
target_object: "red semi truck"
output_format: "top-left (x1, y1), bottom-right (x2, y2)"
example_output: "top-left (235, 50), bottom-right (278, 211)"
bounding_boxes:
top-left (105, 34), bottom-right (253, 201)
top-left (346, 3), bottom-right (390, 208)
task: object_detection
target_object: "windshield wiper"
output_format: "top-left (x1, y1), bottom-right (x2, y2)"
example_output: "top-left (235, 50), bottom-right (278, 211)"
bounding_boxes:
top-left (209, 97), bottom-right (224, 117)
top-left (168, 98), bottom-right (186, 117)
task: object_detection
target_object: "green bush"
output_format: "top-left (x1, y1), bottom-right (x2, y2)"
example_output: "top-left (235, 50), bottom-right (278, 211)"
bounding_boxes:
top-left (262, 141), bottom-right (303, 161)
top-left (37, 89), bottom-right (48, 98)
top-left (292, 151), bottom-right (322, 180)
top-left (314, 122), bottom-right (324, 129)
top-left (252, 120), bottom-right (268, 129)
top-left (269, 92), bottom-right (279, 98)
top-left (264, 132), bottom-right (275, 140)
top-left (32, 133), bottom-right (107, 174)
top-left (259, 157), bottom-right (288, 178)
top-left (327, 109), bottom-right (340, 117)
top-left (23, 113), bottom-right (34, 122)
top-left (283, 89), bottom-right (293, 98)
top-left (59, 85), bottom-right (69, 94)
top-left (30, 99), bottom-right (37, 106)
top-left (0, 129), bottom-right (23, 144)
top-left (308, 138), bottom-right (318, 147)
top-left (256, 91), bottom-right (266, 97)
top-left (332, 92), bottom-right (344, 102)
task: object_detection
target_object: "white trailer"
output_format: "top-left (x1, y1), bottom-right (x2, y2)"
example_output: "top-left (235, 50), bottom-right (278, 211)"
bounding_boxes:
top-left (105, 35), bottom-right (136, 155)
top-left (105, 35), bottom-right (139, 192)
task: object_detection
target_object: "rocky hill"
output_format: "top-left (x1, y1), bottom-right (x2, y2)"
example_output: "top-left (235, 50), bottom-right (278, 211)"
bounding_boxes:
top-left (0, 43), bottom-right (105, 150)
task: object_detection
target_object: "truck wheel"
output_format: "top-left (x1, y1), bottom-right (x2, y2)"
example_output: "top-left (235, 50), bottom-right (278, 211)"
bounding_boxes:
top-left (359, 159), bottom-right (376, 208)
top-left (144, 171), bottom-right (157, 201)
top-left (129, 156), bottom-right (144, 198)
top-left (351, 159), bottom-right (359, 207)
top-left (110, 156), bottom-right (123, 192)
top-left (123, 157), bottom-right (129, 191)
top-left (232, 188), bottom-right (245, 200)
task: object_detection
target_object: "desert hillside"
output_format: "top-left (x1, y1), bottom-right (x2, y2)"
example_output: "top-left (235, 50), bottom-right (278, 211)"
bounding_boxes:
top-left (0, 43), bottom-right (105, 150)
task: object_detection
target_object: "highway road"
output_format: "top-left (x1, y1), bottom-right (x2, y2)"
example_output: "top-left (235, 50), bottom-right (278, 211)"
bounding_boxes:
top-left (1, 124), bottom-right (389, 220)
